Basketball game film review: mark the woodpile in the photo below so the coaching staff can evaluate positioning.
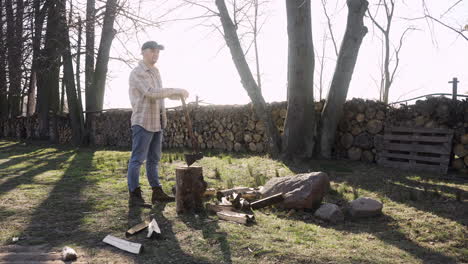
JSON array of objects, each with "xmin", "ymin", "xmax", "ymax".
[
  {"xmin": 0, "ymin": 96, "xmax": 466, "ymax": 174},
  {"xmin": 335, "ymin": 98, "xmax": 388, "ymax": 163},
  {"xmin": 206, "ymin": 186, "xmax": 284, "ymax": 225}
]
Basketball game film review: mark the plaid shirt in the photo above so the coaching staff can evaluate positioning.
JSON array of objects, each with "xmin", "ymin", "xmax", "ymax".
[{"xmin": 128, "ymin": 60, "xmax": 168, "ymax": 132}]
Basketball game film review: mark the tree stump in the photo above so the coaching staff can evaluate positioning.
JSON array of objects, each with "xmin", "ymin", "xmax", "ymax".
[{"xmin": 175, "ymin": 166, "xmax": 207, "ymax": 214}]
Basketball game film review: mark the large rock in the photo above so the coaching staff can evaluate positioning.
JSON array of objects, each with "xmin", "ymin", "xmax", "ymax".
[
  {"xmin": 349, "ymin": 197, "xmax": 383, "ymax": 218},
  {"xmin": 314, "ymin": 203, "xmax": 344, "ymax": 224},
  {"xmin": 260, "ymin": 172, "xmax": 330, "ymax": 209}
]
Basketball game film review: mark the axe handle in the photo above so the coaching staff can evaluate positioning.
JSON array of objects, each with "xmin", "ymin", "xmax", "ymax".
[{"xmin": 180, "ymin": 97, "xmax": 199, "ymax": 152}]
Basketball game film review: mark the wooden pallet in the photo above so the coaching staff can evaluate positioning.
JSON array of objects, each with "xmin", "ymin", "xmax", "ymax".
[{"xmin": 376, "ymin": 126, "xmax": 454, "ymax": 174}]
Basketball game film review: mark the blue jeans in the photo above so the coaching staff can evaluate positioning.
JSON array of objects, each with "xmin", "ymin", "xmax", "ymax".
[{"xmin": 127, "ymin": 125, "xmax": 163, "ymax": 192}]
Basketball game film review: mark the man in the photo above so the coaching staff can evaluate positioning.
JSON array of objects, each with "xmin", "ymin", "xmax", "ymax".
[{"xmin": 127, "ymin": 40, "xmax": 188, "ymax": 207}]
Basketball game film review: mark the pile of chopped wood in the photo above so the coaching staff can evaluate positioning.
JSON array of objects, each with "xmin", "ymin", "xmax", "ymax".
[{"xmin": 204, "ymin": 187, "xmax": 284, "ymax": 225}]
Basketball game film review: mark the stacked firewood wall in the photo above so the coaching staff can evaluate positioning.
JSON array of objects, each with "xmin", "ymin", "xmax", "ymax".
[{"xmin": 0, "ymin": 97, "xmax": 466, "ymax": 173}]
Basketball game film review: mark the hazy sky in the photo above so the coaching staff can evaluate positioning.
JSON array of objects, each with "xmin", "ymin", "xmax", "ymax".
[{"xmin": 101, "ymin": 0, "xmax": 468, "ymax": 109}]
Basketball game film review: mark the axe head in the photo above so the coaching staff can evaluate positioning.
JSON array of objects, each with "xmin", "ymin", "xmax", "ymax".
[{"xmin": 184, "ymin": 152, "xmax": 204, "ymax": 166}]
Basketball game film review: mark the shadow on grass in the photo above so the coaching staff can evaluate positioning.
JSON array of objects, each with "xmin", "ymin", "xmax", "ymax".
[
  {"xmin": 124, "ymin": 202, "xmax": 219, "ymax": 264},
  {"xmin": 275, "ymin": 160, "xmax": 463, "ymax": 263},
  {"xmin": 14, "ymin": 149, "xmax": 105, "ymax": 245},
  {"xmin": 0, "ymin": 150, "xmax": 75, "ymax": 196},
  {"xmin": 179, "ymin": 211, "xmax": 232, "ymax": 264}
]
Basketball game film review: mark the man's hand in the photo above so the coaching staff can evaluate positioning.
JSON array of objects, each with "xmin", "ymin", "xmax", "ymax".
[{"xmin": 167, "ymin": 88, "xmax": 189, "ymax": 100}]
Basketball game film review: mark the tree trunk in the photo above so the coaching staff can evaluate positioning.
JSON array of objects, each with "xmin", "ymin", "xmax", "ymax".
[
  {"xmin": 0, "ymin": 0, "xmax": 8, "ymax": 121},
  {"xmin": 85, "ymin": 0, "xmax": 95, "ymax": 113},
  {"xmin": 76, "ymin": 17, "xmax": 83, "ymax": 112},
  {"xmin": 215, "ymin": 0, "xmax": 281, "ymax": 156},
  {"xmin": 6, "ymin": 0, "xmax": 24, "ymax": 118},
  {"xmin": 27, "ymin": 0, "xmax": 48, "ymax": 117},
  {"xmin": 319, "ymin": 0, "xmax": 368, "ymax": 159},
  {"xmin": 87, "ymin": 0, "xmax": 118, "ymax": 112},
  {"xmin": 283, "ymin": 0, "xmax": 316, "ymax": 159},
  {"xmin": 58, "ymin": 0, "xmax": 85, "ymax": 145},
  {"xmin": 36, "ymin": 0, "xmax": 61, "ymax": 140}
]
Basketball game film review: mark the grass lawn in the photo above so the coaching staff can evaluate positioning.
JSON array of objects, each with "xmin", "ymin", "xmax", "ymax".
[{"xmin": 0, "ymin": 139, "xmax": 467, "ymax": 264}]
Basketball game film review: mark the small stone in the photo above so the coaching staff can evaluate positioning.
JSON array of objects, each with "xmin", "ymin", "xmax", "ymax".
[
  {"xmin": 314, "ymin": 203, "xmax": 344, "ymax": 224},
  {"xmin": 62, "ymin": 246, "xmax": 78, "ymax": 261},
  {"xmin": 349, "ymin": 197, "xmax": 383, "ymax": 218}
]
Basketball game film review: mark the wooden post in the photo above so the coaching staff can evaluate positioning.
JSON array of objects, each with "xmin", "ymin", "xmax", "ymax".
[
  {"xmin": 449, "ymin": 77, "xmax": 459, "ymax": 102},
  {"xmin": 175, "ymin": 166, "xmax": 207, "ymax": 214}
]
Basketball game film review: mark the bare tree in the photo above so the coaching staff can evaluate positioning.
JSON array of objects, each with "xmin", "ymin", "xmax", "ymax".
[
  {"xmin": 410, "ymin": 0, "xmax": 468, "ymax": 43},
  {"xmin": 367, "ymin": 0, "xmax": 416, "ymax": 104},
  {"xmin": 319, "ymin": 0, "xmax": 368, "ymax": 159},
  {"xmin": 215, "ymin": 0, "xmax": 282, "ymax": 156}
]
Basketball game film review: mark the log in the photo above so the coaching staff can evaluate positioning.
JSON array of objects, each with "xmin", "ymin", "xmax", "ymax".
[
  {"xmin": 351, "ymin": 125, "xmax": 362, "ymax": 136},
  {"xmin": 216, "ymin": 187, "xmax": 255, "ymax": 200},
  {"xmin": 356, "ymin": 113, "xmax": 365, "ymax": 122},
  {"xmin": 203, "ymin": 188, "xmax": 216, "ymax": 197},
  {"xmin": 361, "ymin": 150, "xmax": 374, "ymax": 163},
  {"xmin": 354, "ymin": 133, "xmax": 373, "ymax": 149},
  {"xmin": 461, "ymin": 134, "xmax": 468, "ymax": 145},
  {"xmin": 375, "ymin": 110, "xmax": 385, "ymax": 120},
  {"xmin": 454, "ymin": 144, "xmax": 467, "ymax": 158},
  {"xmin": 340, "ymin": 133, "xmax": 354, "ymax": 149},
  {"xmin": 206, "ymin": 203, "xmax": 235, "ymax": 213},
  {"xmin": 366, "ymin": 119, "xmax": 383, "ymax": 134},
  {"xmin": 216, "ymin": 211, "xmax": 255, "ymax": 225},
  {"xmin": 348, "ymin": 147, "xmax": 362, "ymax": 161},
  {"xmin": 175, "ymin": 166, "xmax": 207, "ymax": 214},
  {"xmin": 102, "ymin": 235, "xmax": 142, "ymax": 254},
  {"xmin": 251, "ymin": 193, "xmax": 284, "ymax": 210},
  {"xmin": 452, "ymin": 158, "xmax": 465, "ymax": 170},
  {"xmin": 240, "ymin": 191, "xmax": 260, "ymax": 201}
]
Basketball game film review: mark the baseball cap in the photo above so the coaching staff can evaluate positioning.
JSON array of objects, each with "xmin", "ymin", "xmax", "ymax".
[{"xmin": 141, "ymin": 41, "xmax": 165, "ymax": 51}]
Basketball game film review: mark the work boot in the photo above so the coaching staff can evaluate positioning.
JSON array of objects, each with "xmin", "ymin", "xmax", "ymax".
[
  {"xmin": 152, "ymin": 186, "xmax": 175, "ymax": 204},
  {"xmin": 129, "ymin": 187, "xmax": 151, "ymax": 207}
]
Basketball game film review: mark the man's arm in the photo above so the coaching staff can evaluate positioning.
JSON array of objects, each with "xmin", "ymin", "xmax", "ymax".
[{"xmin": 129, "ymin": 71, "xmax": 175, "ymax": 99}]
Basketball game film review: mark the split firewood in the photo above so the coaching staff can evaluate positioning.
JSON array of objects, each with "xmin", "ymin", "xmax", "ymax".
[
  {"xmin": 216, "ymin": 211, "xmax": 255, "ymax": 225},
  {"xmin": 216, "ymin": 187, "xmax": 254, "ymax": 200},
  {"xmin": 125, "ymin": 217, "xmax": 151, "ymax": 237},
  {"xmin": 219, "ymin": 196, "xmax": 232, "ymax": 206},
  {"xmin": 229, "ymin": 192, "xmax": 242, "ymax": 208},
  {"xmin": 206, "ymin": 203, "xmax": 235, "ymax": 213},
  {"xmin": 250, "ymin": 193, "xmax": 284, "ymax": 210},
  {"xmin": 239, "ymin": 198, "xmax": 251, "ymax": 211},
  {"xmin": 147, "ymin": 219, "xmax": 161, "ymax": 239},
  {"xmin": 203, "ymin": 188, "xmax": 217, "ymax": 197},
  {"xmin": 103, "ymin": 235, "xmax": 142, "ymax": 254}
]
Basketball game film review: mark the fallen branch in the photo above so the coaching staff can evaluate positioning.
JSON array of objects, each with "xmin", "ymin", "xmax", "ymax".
[{"xmin": 251, "ymin": 193, "xmax": 284, "ymax": 210}]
